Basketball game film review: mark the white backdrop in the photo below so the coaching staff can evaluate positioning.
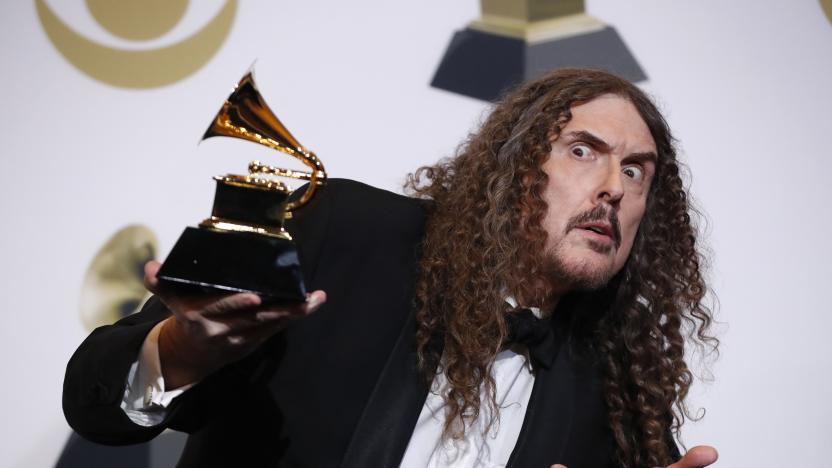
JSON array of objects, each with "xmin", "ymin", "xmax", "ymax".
[{"xmin": 0, "ymin": 1, "xmax": 830, "ymax": 466}]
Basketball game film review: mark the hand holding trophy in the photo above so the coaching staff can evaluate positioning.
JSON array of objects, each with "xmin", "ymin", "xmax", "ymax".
[{"xmin": 156, "ymin": 70, "xmax": 326, "ymax": 303}]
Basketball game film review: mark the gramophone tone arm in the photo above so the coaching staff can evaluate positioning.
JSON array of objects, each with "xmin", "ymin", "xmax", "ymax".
[{"xmin": 248, "ymin": 160, "xmax": 326, "ymax": 185}]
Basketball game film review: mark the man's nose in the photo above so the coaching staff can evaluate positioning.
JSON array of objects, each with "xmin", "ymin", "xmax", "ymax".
[{"xmin": 596, "ymin": 162, "xmax": 624, "ymax": 205}]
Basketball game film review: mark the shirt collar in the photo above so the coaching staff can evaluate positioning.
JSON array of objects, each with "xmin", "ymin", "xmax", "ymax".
[{"xmin": 504, "ymin": 296, "xmax": 544, "ymax": 319}]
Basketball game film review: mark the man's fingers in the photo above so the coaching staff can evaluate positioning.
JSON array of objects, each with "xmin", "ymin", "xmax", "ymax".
[
  {"xmin": 144, "ymin": 259, "xmax": 326, "ymax": 322},
  {"xmin": 209, "ymin": 290, "xmax": 328, "ymax": 347},
  {"xmin": 202, "ymin": 293, "xmax": 262, "ymax": 316},
  {"xmin": 239, "ymin": 290, "xmax": 328, "ymax": 324},
  {"xmin": 145, "ymin": 264, "xmax": 325, "ymax": 351},
  {"xmin": 254, "ymin": 290, "xmax": 327, "ymax": 319},
  {"xmin": 683, "ymin": 446, "xmax": 718, "ymax": 467},
  {"xmin": 143, "ymin": 260, "xmax": 162, "ymax": 293},
  {"xmin": 202, "ymin": 290, "xmax": 327, "ymax": 328},
  {"xmin": 550, "ymin": 465, "xmax": 568, "ymax": 468},
  {"xmin": 201, "ymin": 289, "xmax": 326, "ymax": 318},
  {"xmin": 664, "ymin": 445, "xmax": 719, "ymax": 468},
  {"xmin": 305, "ymin": 290, "xmax": 327, "ymax": 312}
]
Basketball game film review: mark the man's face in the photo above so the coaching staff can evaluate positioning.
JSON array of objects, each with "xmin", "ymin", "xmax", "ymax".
[{"xmin": 541, "ymin": 94, "xmax": 657, "ymax": 292}]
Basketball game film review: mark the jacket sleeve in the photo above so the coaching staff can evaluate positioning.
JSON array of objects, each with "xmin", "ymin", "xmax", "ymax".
[
  {"xmin": 62, "ymin": 180, "xmax": 336, "ymax": 445},
  {"xmin": 62, "ymin": 295, "xmax": 173, "ymax": 444}
]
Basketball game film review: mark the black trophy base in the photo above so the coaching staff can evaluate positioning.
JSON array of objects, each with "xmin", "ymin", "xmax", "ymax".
[
  {"xmin": 431, "ymin": 26, "xmax": 647, "ymax": 102},
  {"xmin": 157, "ymin": 227, "xmax": 306, "ymax": 303}
]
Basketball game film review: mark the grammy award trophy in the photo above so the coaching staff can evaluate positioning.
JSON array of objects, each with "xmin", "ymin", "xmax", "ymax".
[{"xmin": 156, "ymin": 71, "xmax": 326, "ymax": 302}]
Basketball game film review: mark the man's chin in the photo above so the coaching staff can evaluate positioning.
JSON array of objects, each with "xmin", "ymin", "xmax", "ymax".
[
  {"xmin": 567, "ymin": 273, "xmax": 613, "ymax": 292},
  {"xmin": 546, "ymin": 256, "xmax": 616, "ymax": 292}
]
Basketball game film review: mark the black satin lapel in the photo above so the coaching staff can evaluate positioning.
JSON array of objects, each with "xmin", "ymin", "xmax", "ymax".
[
  {"xmin": 339, "ymin": 310, "xmax": 430, "ymax": 468},
  {"xmin": 506, "ymin": 334, "xmax": 575, "ymax": 468},
  {"xmin": 285, "ymin": 182, "xmax": 332, "ymax": 284}
]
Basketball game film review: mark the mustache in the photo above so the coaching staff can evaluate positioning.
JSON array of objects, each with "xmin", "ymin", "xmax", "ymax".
[{"xmin": 565, "ymin": 204, "xmax": 622, "ymax": 247}]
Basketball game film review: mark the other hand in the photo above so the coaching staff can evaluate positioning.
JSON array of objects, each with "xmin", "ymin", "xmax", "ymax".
[
  {"xmin": 550, "ymin": 445, "xmax": 718, "ymax": 468},
  {"xmin": 661, "ymin": 445, "xmax": 718, "ymax": 468},
  {"xmin": 144, "ymin": 260, "xmax": 326, "ymax": 388}
]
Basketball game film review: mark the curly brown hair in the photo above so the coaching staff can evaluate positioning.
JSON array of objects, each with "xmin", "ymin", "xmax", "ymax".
[{"xmin": 405, "ymin": 68, "xmax": 716, "ymax": 467}]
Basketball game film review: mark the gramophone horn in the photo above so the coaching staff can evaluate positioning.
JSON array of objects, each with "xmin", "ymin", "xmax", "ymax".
[
  {"xmin": 79, "ymin": 225, "xmax": 157, "ymax": 331},
  {"xmin": 203, "ymin": 70, "xmax": 327, "ymax": 213}
]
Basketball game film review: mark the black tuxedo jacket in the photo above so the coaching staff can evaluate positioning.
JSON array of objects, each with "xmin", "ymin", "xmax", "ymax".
[{"xmin": 63, "ymin": 179, "xmax": 618, "ymax": 467}]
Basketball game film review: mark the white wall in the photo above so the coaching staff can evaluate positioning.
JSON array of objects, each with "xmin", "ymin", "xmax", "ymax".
[{"xmin": 0, "ymin": 0, "xmax": 829, "ymax": 466}]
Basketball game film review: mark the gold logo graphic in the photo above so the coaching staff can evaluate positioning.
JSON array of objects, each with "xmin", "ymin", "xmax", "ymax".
[
  {"xmin": 36, "ymin": 0, "xmax": 237, "ymax": 88},
  {"xmin": 822, "ymin": 0, "xmax": 832, "ymax": 24},
  {"xmin": 80, "ymin": 224, "xmax": 157, "ymax": 331}
]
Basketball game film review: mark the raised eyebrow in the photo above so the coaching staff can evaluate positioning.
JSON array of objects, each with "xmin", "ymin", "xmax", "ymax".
[
  {"xmin": 623, "ymin": 151, "xmax": 658, "ymax": 165},
  {"xmin": 562, "ymin": 130, "xmax": 612, "ymax": 152}
]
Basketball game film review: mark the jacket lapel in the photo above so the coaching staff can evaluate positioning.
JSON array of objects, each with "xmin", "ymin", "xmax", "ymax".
[
  {"xmin": 505, "ymin": 326, "xmax": 576, "ymax": 467},
  {"xmin": 339, "ymin": 309, "xmax": 430, "ymax": 468}
]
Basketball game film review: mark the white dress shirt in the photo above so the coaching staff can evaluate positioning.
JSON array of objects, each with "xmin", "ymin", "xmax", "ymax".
[
  {"xmin": 398, "ymin": 348, "xmax": 535, "ymax": 467},
  {"xmin": 120, "ymin": 318, "xmax": 192, "ymax": 427}
]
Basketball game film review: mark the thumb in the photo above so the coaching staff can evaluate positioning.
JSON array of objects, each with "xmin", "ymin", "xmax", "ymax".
[
  {"xmin": 550, "ymin": 465, "xmax": 568, "ymax": 468},
  {"xmin": 143, "ymin": 260, "xmax": 162, "ymax": 293},
  {"xmin": 665, "ymin": 445, "xmax": 719, "ymax": 468}
]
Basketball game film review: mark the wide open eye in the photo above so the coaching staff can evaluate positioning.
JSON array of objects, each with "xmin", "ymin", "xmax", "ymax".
[
  {"xmin": 622, "ymin": 165, "xmax": 644, "ymax": 181},
  {"xmin": 571, "ymin": 145, "xmax": 591, "ymax": 159}
]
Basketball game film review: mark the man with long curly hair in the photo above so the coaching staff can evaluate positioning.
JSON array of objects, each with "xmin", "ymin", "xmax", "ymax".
[
  {"xmin": 64, "ymin": 69, "xmax": 718, "ymax": 467},
  {"xmin": 403, "ymin": 69, "xmax": 719, "ymax": 467}
]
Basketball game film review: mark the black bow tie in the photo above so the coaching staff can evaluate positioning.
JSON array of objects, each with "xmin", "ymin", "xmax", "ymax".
[{"xmin": 504, "ymin": 308, "xmax": 558, "ymax": 370}]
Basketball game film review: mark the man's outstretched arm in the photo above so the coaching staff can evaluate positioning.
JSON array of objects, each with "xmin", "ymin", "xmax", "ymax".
[{"xmin": 62, "ymin": 261, "xmax": 325, "ymax": 445}]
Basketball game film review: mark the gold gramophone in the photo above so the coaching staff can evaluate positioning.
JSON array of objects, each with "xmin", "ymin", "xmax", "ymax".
[{"xmin": 156, "ymin": 70, "xmax": 326, "ymax": 302}]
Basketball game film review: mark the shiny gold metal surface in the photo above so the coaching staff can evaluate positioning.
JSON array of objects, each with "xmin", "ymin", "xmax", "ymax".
[
  {"xmin": 472, "ymin": 0, "xmax": 602, "ymax": 43},
  {"xmin": 36, "ymin": 0, "xmax": 237, "ymax": 89},
  {"xmin": 79, "ymin": 225, "xmax": 157, "ymax": 331},
  {"xmin": 203, "ymin": 70, "xmax": 327, "ymax": 216},
  {"xmin": 213, "ymin": 174, "xmax": 290, "ymax": 192},
  {"xmin": 481, "ymin": 0, "xmax": 585, "ymax": 21},
  {"xmin": 200, "ymin": 216, "xmax": 293, "ymax": 240}
]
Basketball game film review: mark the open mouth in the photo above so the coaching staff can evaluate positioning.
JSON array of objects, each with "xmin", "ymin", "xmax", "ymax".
[
  {"xmin": 578, "ymin": 224, "xmax": 612, "ymax": 238},
  {"xmin": 566, "ymin": 205, "xmax": 621, "ymax": 247},
  {"xmin": 575, "ymin": 223, "xmax": 618, "ymax": 247},
  {"xmin": 584, "ymin": 226, "xmax": 607, "ymax": 235}
]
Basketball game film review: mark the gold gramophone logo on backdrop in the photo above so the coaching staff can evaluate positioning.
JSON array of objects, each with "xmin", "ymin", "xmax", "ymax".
[
  {"xmin": 36, "ymin": 0, "xmax": 237, "ymax": 88},
  {"xmin": 80, "ymin": 225, "xmax": 158, "ymax": 331},
  {"xmin": 821, "ymin": 0, "xmax": 832, "ymax": 24}
]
